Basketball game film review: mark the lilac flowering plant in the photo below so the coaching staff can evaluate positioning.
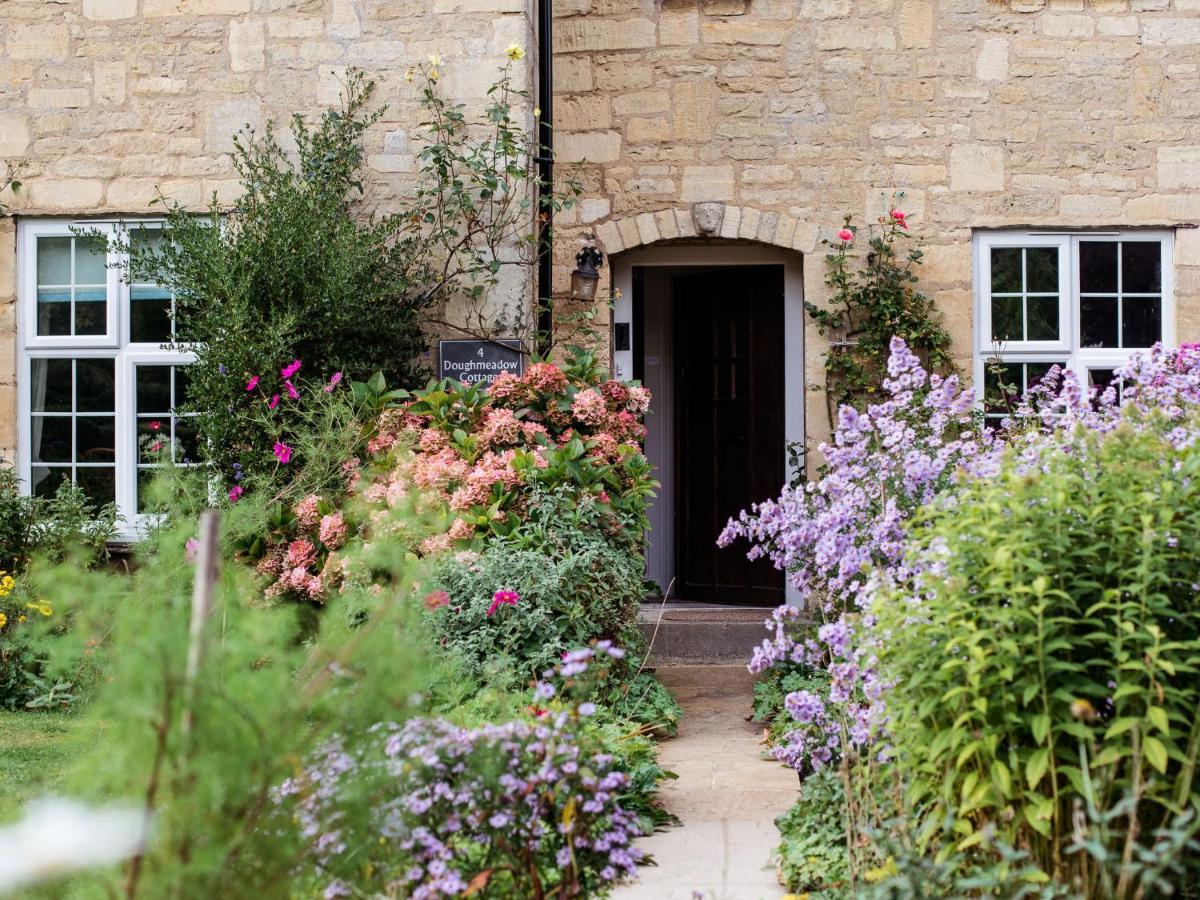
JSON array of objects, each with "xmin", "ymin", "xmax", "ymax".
[
  {"xmin": 720, "ymin": 337, "xmax": 993, "ymax": 772},
  {"xmin": 276, "ymin": 641, "xmax": 647, "ymax": 899},
  {"xmin": 726, "ymin": 337, "xmax": 1200, "ymax": 891}
]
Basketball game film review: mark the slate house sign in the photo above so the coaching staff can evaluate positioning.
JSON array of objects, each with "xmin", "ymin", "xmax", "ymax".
[{"xmin": 438, "ymin": 339, "xmax": 525, "ymax": 386}]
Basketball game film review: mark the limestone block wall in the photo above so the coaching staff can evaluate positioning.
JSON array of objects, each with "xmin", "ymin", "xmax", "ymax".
[
  {"xmin": 549, "ymin": 0, "xmax": 1200, "ymax": 445},
  {"xmin": 0, "ymin": 0, "xmax": 536, "ymax": 461}
]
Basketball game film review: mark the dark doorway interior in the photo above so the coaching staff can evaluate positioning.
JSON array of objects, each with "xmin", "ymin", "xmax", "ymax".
[{"xmin": 672, "ymin": 266, "xmax": 786, "ymax": 605}]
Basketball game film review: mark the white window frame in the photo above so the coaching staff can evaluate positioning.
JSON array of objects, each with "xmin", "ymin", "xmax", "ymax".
[
  {"xmin": 17, "ymin": 218, "xmax": 194, "ymax": 539},
  {"xmin": 973, "ymin": 229, "xmax": 1175, "ymax": 401}
]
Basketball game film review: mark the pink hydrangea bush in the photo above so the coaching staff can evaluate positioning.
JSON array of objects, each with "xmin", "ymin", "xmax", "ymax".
[{"xmin": 241, "ymin": 352, "xmax": 656, "ymax": 604}]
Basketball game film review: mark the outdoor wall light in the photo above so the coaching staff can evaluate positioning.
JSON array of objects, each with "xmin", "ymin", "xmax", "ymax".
[{"xmin": 570, "ymin": 246, "xmax": 604, "ymax": 301}]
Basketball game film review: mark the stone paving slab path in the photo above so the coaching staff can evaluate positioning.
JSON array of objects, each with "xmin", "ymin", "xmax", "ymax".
[{"xmin": 614, "ymin": 665, "xmax": 798, "ymax": 900}]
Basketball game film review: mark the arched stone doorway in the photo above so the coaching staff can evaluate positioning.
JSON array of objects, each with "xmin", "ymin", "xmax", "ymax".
[{"xmin": 606, "ymin": 228, "xmax": 806, "ymax": 608}]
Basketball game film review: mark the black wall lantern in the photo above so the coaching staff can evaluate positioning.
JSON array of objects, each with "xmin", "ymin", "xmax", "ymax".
[{"xmin": 570, "ymin": 246, "xmax": 604, "ymax": 302}]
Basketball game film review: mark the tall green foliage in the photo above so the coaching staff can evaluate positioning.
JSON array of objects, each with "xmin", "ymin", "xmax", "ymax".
[
  {"xmin": 118, "ymin": 61, "xmax": 562, "ymax": 483},
  {"xmin": 876, "ymin": 424, "xmax": 1200, "ymax": 895}
]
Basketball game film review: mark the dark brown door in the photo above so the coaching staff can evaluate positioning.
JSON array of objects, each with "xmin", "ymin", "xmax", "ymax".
[{"xmin": 674, "ymin": 266, "xmax": 786, "ymax": 605}]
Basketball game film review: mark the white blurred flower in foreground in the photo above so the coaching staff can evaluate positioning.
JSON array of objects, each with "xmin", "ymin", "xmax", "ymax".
[{"xmin": 0, "ymin": 799, "xmax": 149, "ymax": 892}]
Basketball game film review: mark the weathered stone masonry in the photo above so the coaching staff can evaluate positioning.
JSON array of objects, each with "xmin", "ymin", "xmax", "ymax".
[
  {"xmin": 548, "ymin": 0, "xmax": 1200, "ymax": 444},
  {"xmin": 0, "ymin": 0, "xmax": 535, "ymax": 460}
]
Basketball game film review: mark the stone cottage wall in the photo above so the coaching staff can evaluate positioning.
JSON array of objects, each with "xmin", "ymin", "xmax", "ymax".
[
  {"xmin": 549, "ymin": 0, "xmax": 1200, "ymax": 444},
  {"xmin": 0, "ymin": 0, "xmax": 536, "ymax": 460}
]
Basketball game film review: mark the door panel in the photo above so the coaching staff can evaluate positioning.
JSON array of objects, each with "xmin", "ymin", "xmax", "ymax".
[{"xmin": 674, "ymin": 266, "xmax": 786, "ymax": 605}]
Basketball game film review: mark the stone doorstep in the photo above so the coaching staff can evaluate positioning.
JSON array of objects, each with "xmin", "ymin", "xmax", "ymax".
[{"xmin": 638, "ymin": 602, "xmax": 776, "ymax": 665}]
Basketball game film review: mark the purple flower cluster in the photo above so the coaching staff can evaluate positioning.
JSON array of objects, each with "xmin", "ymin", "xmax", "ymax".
[
  {"xmin": 724, "ymin": 338, "xmax": 1200, "ymax": 773},
  {"xmin": 275, "ymin": 641, "xmax": 644, "ymax": 897}
]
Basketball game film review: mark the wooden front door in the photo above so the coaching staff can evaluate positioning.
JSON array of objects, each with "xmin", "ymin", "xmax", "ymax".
[{"xmin": 673, "ymin": 266, "xmax": 786, "ymax": 605}]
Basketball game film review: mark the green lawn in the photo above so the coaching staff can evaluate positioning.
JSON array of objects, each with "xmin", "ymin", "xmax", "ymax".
[{"xmin": 0, "ymin": 710, "xmax": 92, "ymax": 821}]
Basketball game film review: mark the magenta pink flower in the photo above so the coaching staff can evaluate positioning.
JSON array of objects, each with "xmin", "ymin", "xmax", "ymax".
[
  {"xmin": 185, "ymin": 537, "xmax": 200, "ymax": 563},
  {"xmin": 273, "ymin": 442, "xmax": 293, "ymax": 464},
  {"xmin": 246, "ymin": 376, "xmax": 260, "ymax": 392},
  {"xmin": 281, "ymin": 359, "xmax": 302, "ymax": 379},
  {"xmin": 285, "ymin": 380, "xmax": 299, "ymax": 401},
  {"xmin": 268, "ymin": 394, "xmax": 280, "ymax": 410},
  {"xmin": 228, "ymin": 484, "xmax": 244, "ymax": 502},
  {"xmin": 148, "ymin": 420, "xmax": 162, "ymax": 432},
  {"xmin": 486, "ymin": 589, "xmax": 520, "ymax": 618},
  {"xmin": 890, "ymin": 209, "xmax": 908, "ymax": 230},
  {"xmin": 323, "ymin": 371, "xmax": 343, "ymax": 394},
  {"xmin": 837, "ymin": 228, "xmax": 854, "ymax": 243}
]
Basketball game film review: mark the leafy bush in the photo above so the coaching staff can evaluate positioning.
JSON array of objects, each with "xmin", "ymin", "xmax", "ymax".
[
  {"xmin": 117, "ymin": 58, "xmax": 564, "ymax": 489},
  {"xmin": 427, "ymin": 527, "xmax": 645, "ymax": 686},
  {"xmin": 775, "ymin": 769, "xmax": 851, "ymax": 898},
  {"xmin": 876, "ymin": 421, "xmax": 1200, "ymax": 892},
  {"xmin": 0, "ymin": 463, "xmax": 33, "ymax": 574}
]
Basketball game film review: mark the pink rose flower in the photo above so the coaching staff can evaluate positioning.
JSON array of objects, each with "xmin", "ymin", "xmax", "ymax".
[{"xmin": 837, "ymin": 228, "xmax": 854, "ymax": 243}]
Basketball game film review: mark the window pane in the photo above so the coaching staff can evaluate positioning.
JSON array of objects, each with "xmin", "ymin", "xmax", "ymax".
[
  {"xmin": 176, "ymin": 419, "xmax": 200, "ymax": 463},
  {"xmin": 31, "ymin": 359, "xmax": 72, "ymax": 413},
  {"xmin": 75, "ymin": 299, "xmax": 107, "ymax": 336},
  {"xmin": 1122, "ymin": 242, "xmax": 1161, "ymax": 293},
  {"xmin": 76, "ymin": 416, "xmax": 116, "ymax": 463},
  {"xmin": 1026, "ymin": 296, "xmax": 1059, "ymax": 341},
  {"xmin": 1027, "ymin": 362, "xmax": 1060, "ymax": 390},
  {"xmin": 1079, "ymin": 241, "xmax": 1117, "ymax": 293},
  {"xmin": 1123, "ymin": 298, "xmax": 1161, "ymax": 348},
  {"xmin": 991, "ymin": 248, "xmax": 1021, "ymax": 293},
  {"xmin": 74, "ymin": 236, "xmax": 107, "ymax": 284},
  {"xmin": 129, "ymin": 292, "xmax": 172, "ymax": 344},
  {"xmin": 31, "ymin": 416, "xmax": 71, "ymax": 463},
  {"xmin": 75, "ymin": 467, "xmax": 116, "ymax": 507},
  {"xmin": 1026, "ymin": 247, "xmax": 1059, "ymax": 293},
  {"xmin": 174, "ymin": 367, "xmax": 192, "ymax": 409},
  {"xmin": 76, "ymin": 359, "xmax": 115, "ymax": 412},
  {"xmin": 37, "ymin": 295, "xmax": 71, "ymax": 336},
  {"xmin": 36, "ymin": 237, "xmax": 72, "ymax": 285},
  {"xmin": 1080, "ymin": 297, "xmax": 1118, "ymax": 348},
  {"xmin": 30, "ymin": 466, "xmax": 69, "ymax": 500},
  {"xmin": 991, "ymin": 296, "xmax": 1022, "ymax": 342},
  {"xmin": 136, "ymin": 365, "xmax": 172, "ymax": 413}
]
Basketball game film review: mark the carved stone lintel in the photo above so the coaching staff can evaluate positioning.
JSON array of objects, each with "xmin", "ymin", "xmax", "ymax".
[{"xmin": 692, "ymin": 201, "xmax": 725, "ymax": 236}]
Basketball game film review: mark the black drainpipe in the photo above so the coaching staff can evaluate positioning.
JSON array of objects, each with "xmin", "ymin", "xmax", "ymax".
[{"xmin": 535, "ymin": 0, "xmax": 554, "ymax": 358}]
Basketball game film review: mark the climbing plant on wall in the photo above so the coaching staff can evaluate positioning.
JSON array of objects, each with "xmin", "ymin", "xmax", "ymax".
[{"xmin": 805, "ymin": 203, "xmax": 954, "ymax": 421}]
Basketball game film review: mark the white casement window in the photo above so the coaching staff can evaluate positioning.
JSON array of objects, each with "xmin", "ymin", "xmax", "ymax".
[
  {"xmin": 17, "ymin": 219, "xmax": 196, "ymax": 536},
  {"xmin": 973, "ymin": 230, "xmax": 1175, "ymax": 423}
]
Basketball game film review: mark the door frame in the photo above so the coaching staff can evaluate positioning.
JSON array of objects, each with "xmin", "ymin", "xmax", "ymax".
[{"xmin": 611, "ymin": 244, "xmax": 805, "ymax": 607}]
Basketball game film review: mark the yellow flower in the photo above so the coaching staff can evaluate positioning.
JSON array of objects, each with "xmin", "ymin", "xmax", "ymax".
[
  {"xmin": 404, "ymin": 68, "xmax": 415, "ymax": 82},
  {"xmin": 505, "ymin": 43, "xmax": 525, "ymax": 62},
  {"xmin": 428, "ymin": 67, "xmax": 440, "ymax": 82},
  {"xmin": 427, "ymin": 53, "xmax": 443, "ymax": 67},
  {"xmin": 25, "ymin": 601, "xmax": 52, "ymax": 618},
  {"xmin": 18, "ymin": 615, "xmax": 26, "ymax": 623},
  {"xmin": 0, "ymin": 612, "xmax": 7, "ymax": 629}
]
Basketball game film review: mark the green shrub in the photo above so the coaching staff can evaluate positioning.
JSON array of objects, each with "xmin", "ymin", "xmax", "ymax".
[
  {"xmin": 115, "ymin": 60, "xmax": 564, "ymax": 490},
  {"xmin": 0, "ymin": 463, "xmax": 33, "ymax": 574},
  {"xmin": 427, "ymin": 527, "xmax": 646, "ymax": 689},
  {"xmin": 876, "ymin": 422, "xmax": 1200, "ymax": 893},
  {"xmin": 775, "ymin": 769, "xmax": 851, "ymax": 898}
]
